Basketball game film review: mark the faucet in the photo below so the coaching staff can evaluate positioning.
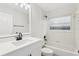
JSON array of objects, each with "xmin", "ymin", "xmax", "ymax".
[{"xmin": 16, "ymin": 32, "xmax": 23, "ymax": 41}]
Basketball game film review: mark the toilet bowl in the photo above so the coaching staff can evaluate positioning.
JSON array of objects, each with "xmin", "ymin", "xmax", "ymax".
[
  {"xmin": 41, "ymin": 47, "xmax": 54, "ymax": 56},
  {"xmin": 41, "ymin": 36, "xmax": 54, "ymax": 56}
]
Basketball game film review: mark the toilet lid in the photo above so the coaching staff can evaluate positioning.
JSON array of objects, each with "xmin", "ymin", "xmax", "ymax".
[{"xmin": 41, "ymin": 48, "xmax": 53, "ymax": 53}]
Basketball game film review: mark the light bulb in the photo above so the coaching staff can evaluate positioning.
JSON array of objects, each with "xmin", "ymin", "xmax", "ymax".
[
  {"xmin": 20, "ymin": 3, "xmax": 24, "ymax": 8},
  {"xmin": 27, "ymin": 4, "xmax": 30, "ymax": 8},
  {"xmin": 25, "ymin": 6, "xmax": 28, "ymax": 10}
]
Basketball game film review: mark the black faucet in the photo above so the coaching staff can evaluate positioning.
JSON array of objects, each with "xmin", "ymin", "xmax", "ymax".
[{"xmin": 16, "ymin": 32, "xmax": 23, "ymax": 41}]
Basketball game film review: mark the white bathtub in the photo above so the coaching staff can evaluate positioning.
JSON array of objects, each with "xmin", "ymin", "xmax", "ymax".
[{"xmin": 45, "ymin": 45, "xmax": 79, "ymax": 56}]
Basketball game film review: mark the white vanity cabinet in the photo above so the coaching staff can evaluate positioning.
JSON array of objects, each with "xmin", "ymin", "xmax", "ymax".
[{"xmin": 4, "ymin": 41, "xmax": 41, "ymax": 56}]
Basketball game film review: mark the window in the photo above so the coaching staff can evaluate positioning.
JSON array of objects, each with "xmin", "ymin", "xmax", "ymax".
[{"xmin": 48, "ymin": 16, "xmax": 71, "ymax": 30}]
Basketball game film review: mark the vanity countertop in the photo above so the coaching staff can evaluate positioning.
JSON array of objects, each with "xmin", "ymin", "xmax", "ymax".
[{"xmin": 0, "ymin": 37, "xmax": 41, "ymax": 56}]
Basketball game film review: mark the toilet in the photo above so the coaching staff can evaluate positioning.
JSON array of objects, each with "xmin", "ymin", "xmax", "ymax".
[
  {"xmin": 41, "ymin": 35, "xmax": 54, "ymax": 56},
  {"xmin": 41, "ymin": 47, "xmax": 54, "ymax": 56}
]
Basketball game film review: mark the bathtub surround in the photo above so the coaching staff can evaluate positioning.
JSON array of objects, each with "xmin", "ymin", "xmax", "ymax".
[
  {"xmin": 46, "ymin": 45, "xmax": 79, "ymax": 56},
  {"xmin": 45, "ymin": 4, "xmax": 76, "ymax": 52}
]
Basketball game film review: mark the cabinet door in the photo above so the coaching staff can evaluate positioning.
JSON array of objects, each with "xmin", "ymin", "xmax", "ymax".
[
  {"xmin": 30, "ymin": 42, "xmax": 41, "ymax": 56},
  {"xmin": 4, "ymin": 46, "xmax": 30, "ymax": 56}
]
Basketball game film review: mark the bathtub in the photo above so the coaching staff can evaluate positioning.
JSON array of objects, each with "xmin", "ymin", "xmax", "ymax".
[{"xmin": 45, "ymin": 45, "xmax": 79, "ymax": 56}]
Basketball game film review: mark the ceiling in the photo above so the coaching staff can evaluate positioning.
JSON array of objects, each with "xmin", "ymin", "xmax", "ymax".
[
  {"xmin": 0, "ymin": 3, "xmax": 76, "ymax": 14},
  {"xmin": 0, "ymin": 3, "xmax": 29, "ymax": 14},
  {"xmin": 36, "ymin": 3, "xmax": 77, "ymax": 12},
  {"xmin": 0, "ymin": 3, "xmax": 77, "ymax": 16}
]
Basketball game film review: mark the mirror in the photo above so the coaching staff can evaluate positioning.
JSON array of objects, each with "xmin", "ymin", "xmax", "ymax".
[{"xmin": 0, "ymin": 3, "xmax": 31, "ymax": 36}]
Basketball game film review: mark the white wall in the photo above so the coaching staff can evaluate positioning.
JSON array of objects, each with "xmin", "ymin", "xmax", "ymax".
[
  {"xmin": 31, "ymin": 4, "xmax": 46, "ymax": 39},
  {"xmin": 46, "ymin": 6, "xmax": 76, "ymax": 51},
  {"xmin": 74, "ymin": 4, "xmax": 79, "ymax": 52}
]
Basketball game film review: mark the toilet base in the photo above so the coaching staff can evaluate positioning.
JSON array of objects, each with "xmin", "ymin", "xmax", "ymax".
[{"xmin": 41, "ymin": 47, "xmax": 54, "ymax": 56}]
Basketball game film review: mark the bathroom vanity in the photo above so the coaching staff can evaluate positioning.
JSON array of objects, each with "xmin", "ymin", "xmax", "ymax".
[
  {"xmin": 0, "ymin": 37, "xmax": 41, "ymax": 56},
  {"xmin": 0, "ymin": 3, "xmax": 39, "ymax": 56}
]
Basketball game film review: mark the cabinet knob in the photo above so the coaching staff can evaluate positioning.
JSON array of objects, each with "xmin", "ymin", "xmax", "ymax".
[
  {"xmin": 30, "ymin": 54, "xmax": 32, "ymax": 56},
  {"xmin": 28, "ymin": 54, "xmax": 32, "ymax": 56}
]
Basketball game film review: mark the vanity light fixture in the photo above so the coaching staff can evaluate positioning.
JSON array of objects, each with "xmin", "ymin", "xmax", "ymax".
[{"xmin": 14, "ymin": 3, "xmax": 30, "ymax": 10}]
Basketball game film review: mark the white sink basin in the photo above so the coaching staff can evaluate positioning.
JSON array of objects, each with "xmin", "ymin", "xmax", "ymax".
[{"xmin": 12, "ymin": 39, "xmax": 33, "ymax": 46}]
